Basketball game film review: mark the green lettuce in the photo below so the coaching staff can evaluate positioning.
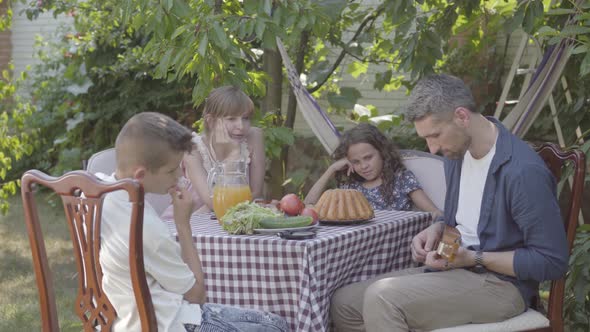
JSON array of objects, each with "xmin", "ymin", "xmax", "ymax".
[{"xmin": 221, "ymin": 201, "xmax": 281, "ymax": 235}]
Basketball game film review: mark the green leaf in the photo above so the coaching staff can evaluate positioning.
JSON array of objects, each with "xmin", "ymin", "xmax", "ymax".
[
  {"xmin": 422, "ymin": 30, "xmax": 441, "ymax": 49},
  {"xmin": 269, "ymin": 127, "xmax": 294, "ymax": 145},
  {"xmin": 155, "ymin": 48, "xmax": 173, "ymax": 78},
  {"xmin": 346, "ymin": 61, "xmax": 368, "ymax": 78},
  {"xmin": 255, "ymin": 19, "xmax": 265, "ymax": 38},
  {"xmin": 316, "ymin": 0, "xmax": 347, "ymax": 21},
  {"xmin": 243, "ymin": 0, "xmax": 257, "ymax": 14},
  {"xmin": 504, "ymin": 5, "xmax": 525, "ymax": 33},
  {"xmin": 327, "ymin": 87, "xmax": 362, "ymax": 110},
  {"xmin": 531, "ymin": 0, "xmax": 544, "ymax": 18},
  {"xmin": 571, "ymin": 44, "xmax": 589, "ymax": 55},
  {"xmin": 171, "ymin": 0, "xmax": 192, "ymax": 19},
  {"xmin": 211, "ymin": 21, "xmax": 229, "ymax": 49},
  {"xmin": 522, "ymin": 3, "xmax": 537, "ymax": 34},
  {"xmin": 192, "ymin": 82, "xmax": 209, "ymax": 104},
  {"xmin": 560, "ymin": 25, "xmax": 590, "ymax": 37},
  {"xmin": 261, "ymin": 0, "xmax": 271, "ymax": 16},
  {"xmin": 374, "ymin": 70, "xmax": 392, "ymax": 91},
  {"xmin": 580, "ymin": 52, "xmax": 590, "ymax": 77},
  {"xmin": 546, "ymin": 8, "xmax": 576, "ymax": 16},
  {"xmin": 171, "ymin": 25, "xmax": 187, "ymax": 40},
  {"xmin": 164, "ymin": 0, "xmax": 173, "ymax": 12},
  {"xmin": 197, "ymin": 33, "xmax": 209, "ymax": 56},
  {"xmin": 537, "ymin": 26, "xmax": 557, "ymax": 37},
  {"xmin": 308, "ymin": 60, "xmax": 332, "ymax": 84}
]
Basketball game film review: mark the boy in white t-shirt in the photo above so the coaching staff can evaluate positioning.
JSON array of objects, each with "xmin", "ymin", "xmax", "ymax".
[{"xmin": 100, "ymin": 112, "xmax": 287, "ymax": 332}]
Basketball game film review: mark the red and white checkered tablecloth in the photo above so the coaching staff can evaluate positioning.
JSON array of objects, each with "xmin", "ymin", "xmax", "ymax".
[{"xmin": 164, "ymin": 210, "xmax": 432, "ymax": 332}]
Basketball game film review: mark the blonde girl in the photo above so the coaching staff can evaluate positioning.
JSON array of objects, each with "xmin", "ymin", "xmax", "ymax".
[{"xmin": 162, "ymin": 86, "xmax": 265, "ymax": 216}]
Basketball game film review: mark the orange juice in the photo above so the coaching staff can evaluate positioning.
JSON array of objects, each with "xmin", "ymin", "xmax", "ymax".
[{"xmin": 213, "ymin": 185, "xmax": 253, "ymax": 221}]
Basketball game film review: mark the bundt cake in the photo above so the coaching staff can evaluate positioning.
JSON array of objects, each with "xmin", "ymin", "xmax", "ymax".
[{"xmin": 314, "ymin": 189, "xmax": 374, "ymax": 221}]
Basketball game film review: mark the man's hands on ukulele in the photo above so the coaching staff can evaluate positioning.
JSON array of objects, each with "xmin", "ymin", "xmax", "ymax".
[
  {"xmin": 411, "ymin": 222, "xmax": 444, "ymax": 263},
  {"xmin": 412, "ymin": 222, "xmax": 475, "ymax": 270},
  {"xmin": 424, "ymin": 247, "xmax": 474, "ymax": 270}
]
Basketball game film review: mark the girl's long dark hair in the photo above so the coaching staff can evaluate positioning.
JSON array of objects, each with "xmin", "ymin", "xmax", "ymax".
[{"xmin": 333, "ymin": 123, "xmax": 405, "ymax": 206}]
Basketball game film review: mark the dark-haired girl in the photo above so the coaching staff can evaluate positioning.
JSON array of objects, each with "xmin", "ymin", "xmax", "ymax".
[{"xmin": 305, "ymin": 123, "xmax": 441, "ymax": 217}]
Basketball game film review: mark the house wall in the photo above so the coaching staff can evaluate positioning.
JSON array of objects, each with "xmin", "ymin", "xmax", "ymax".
[
  {"xmin": 10, "ymin": 1, "xmax": 71, "ymax": 77},
  {"xmin": 0, "ymin": 0, "xmax": 11, "ymax": 71}
]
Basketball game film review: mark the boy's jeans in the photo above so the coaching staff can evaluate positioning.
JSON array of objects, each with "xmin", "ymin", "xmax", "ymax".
[{"xmin": 184, "ymin": 303, "xmax": 289, "ymax": 332}]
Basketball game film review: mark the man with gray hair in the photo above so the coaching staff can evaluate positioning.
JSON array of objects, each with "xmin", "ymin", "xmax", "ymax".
[{"xmin": 330, "ymin": 74, "xmax": 568, "ymax": 331}]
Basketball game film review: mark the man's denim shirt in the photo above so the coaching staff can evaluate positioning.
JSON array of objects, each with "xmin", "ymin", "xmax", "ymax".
[{"xmin": 442, "ymin": 117, "xmax": 569, "ymax": 307}]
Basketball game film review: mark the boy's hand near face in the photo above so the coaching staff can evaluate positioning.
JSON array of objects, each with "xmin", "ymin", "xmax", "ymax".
[
  {"xmin": 169, "ymin": 185, "xmax": 194, "ymax": 226},
  {"xmin": 168, "ymin": 184, "xmax": 207, "ymax": 304}
]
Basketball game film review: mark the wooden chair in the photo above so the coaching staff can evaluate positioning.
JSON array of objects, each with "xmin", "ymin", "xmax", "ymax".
[
  {"xmin": 86, "ymin": 147, "xmax": 171, "ymax": 216},
  {"xmin": 432, "ymin": 143, "xmax": 585, "ymax": 332},
  {"xmin": 21, "ymin": 170, "xmax": 158, "ymax": 331}
]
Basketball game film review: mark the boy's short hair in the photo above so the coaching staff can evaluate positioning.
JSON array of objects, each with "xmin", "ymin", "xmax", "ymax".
[{"xmin": 115, "ymin": 112, "xmax": 193, "ymax": 172}]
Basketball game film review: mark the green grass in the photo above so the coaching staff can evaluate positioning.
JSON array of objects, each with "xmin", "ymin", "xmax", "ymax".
[{"xmin": 0, "ymin": 194, "xmax": 81, "ymax": 331}]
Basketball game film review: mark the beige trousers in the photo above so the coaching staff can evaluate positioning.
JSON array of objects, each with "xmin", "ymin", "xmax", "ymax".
[{"xmin": 331, "ymin": 267, "xmax": 525, "ymax": 332}]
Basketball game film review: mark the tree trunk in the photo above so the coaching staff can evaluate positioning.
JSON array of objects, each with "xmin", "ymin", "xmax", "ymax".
[
  {"xmin": 214, "ymin": 0, "xmax": 222, "ymax": 14},
  {"xmin": 262, "ymin": 47, "xmax": 284, "ymax": 199},
  {"xmin": 281, "ymin": 31, "xmax": 310, "ymax": 191},
  {"xmin": 284, "ymin": 31, "xmax": 309, "ymax": 130}
]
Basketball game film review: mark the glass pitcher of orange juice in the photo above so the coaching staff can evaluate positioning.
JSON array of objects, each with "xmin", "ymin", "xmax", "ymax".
[{"xmin": 208, "ymin": 160, "xmax": 252, "ymax": 221}]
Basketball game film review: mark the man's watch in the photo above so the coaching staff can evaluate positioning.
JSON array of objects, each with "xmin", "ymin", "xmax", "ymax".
[
  {"xmin": 475, "ymin": 251, "xmax": 484, "ymax": 265},
  {"xmin": 473, "ymin": 250, "xmax": 486, "ymax": 273}
]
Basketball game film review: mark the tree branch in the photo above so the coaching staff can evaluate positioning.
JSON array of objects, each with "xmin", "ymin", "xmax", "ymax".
[
  {"xmin": 344, "ymin": 51, "xmax": 398, "ymax": 65},
  {"xmin": 308, "ymin": 8, "xmax": 384, "ymax": 94}
]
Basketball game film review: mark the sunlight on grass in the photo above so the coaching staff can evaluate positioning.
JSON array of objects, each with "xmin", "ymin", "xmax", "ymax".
[{"xmin": 0, "ymin": 194, "xmax": 81, "ymax": 331}]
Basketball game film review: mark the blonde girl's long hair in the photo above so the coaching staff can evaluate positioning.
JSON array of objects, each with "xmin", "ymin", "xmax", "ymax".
[{"xmin": 203, "ymin": 86, "xmax": 254, "ymax": 133}]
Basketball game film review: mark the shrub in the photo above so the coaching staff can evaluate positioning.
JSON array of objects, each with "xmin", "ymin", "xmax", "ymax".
[{"xmin": 565, "ymin": 224, "xmax": 590, "ymax": 331}]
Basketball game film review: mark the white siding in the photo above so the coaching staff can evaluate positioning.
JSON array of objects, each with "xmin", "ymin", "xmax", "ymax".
[{"xmin": 10, "ymin": 2, "xmax": 71, "ymax": 76}]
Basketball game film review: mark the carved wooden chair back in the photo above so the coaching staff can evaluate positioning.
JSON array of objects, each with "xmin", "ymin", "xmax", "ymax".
[
  {"xmin": 532, "ymin": 143, "xmax": 585, "ymax": 332},
  {"xmin": 20, "ymin": 170, "xmax": 157, "ymax": 331}
]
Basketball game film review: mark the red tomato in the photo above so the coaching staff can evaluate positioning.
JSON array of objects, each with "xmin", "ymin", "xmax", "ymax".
[
  {"xmin": 279, "ymin": 193, "xmax": 304, "ymax": 216},
  {"xmin": 300, "ymin": 207, "xmax": 319, "ymax": 223}
]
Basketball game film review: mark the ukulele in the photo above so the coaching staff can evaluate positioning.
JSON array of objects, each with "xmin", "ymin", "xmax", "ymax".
[{"xmin": 436, "ymin": 225, "xmax": 461, "ymax": 262}]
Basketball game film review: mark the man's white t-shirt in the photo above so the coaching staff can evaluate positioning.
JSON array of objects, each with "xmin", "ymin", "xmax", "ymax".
[
  {"xmin": 97, "ymin": 173, "xmax": 201, "ymax": 331},
  {"xmin": 455, "ymin": 140, "xmax": 497, "ymax": 248}
]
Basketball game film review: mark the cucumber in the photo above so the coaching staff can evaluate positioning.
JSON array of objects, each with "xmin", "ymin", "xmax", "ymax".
[{"xmin": 259, "ymin": 215, "xmax": 314, "ymax": 229}]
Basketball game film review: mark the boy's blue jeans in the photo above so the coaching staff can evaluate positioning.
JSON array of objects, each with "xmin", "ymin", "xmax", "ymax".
[{"xmin": 184, "ymin": 303, "xmax": 288, "ymax": 332}]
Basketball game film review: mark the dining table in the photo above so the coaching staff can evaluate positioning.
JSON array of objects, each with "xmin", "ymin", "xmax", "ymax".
[{"xmin": 163, "ymin": 210, "xmax": 433, "ymax": 332}]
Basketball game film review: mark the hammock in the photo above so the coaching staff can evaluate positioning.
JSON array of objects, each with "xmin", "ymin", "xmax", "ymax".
[
  {"xmin": 277, "ymin": 38, "xmax": 341, "ymax": 155},
  {"xmin": 501, "ymin": 38, "xmax": 574, "ymax": 137},
  {"xmin": 501, "ymin": 1, "xmax": 582, "ymax": 137}
]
